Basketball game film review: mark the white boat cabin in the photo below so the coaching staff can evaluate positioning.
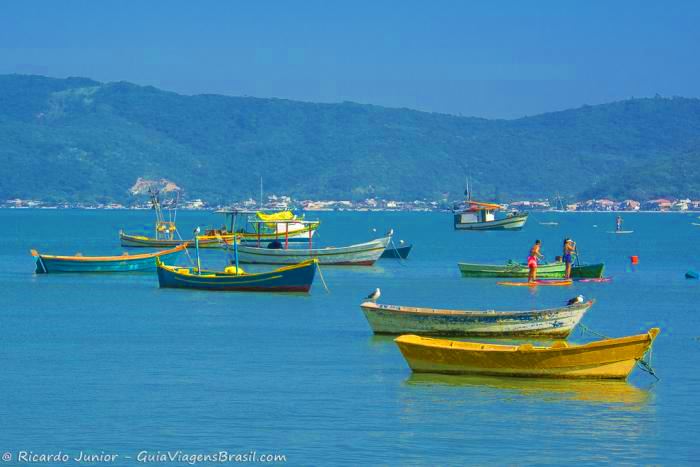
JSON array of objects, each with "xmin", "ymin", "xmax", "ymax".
[{"xmin": 457, "ymin": 209, "xmax": 495, "ymax": 224}]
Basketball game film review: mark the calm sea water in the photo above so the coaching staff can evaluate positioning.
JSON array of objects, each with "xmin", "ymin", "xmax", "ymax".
[{"xmin": 1, "ymin": 209, "xmax": 699, "ymax": 465}]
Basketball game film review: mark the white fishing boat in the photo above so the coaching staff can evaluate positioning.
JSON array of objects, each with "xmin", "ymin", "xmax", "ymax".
[
  {"xmin": 453, "ymin": 201, "xmax": 528, "ymax": 231},
  {"xmin": 360, "ymin": 299, "xmax": 593, "ymax": 337},
  {"xmin": 236, "ymin": 230, "xmax": 392, "ymax": 265}
]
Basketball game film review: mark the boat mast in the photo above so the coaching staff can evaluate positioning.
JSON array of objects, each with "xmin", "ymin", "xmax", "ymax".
[
  {"xmin": 259, "ymin": 176, "xmax": 263, "ymax": 209},
  {"xmin": 464, "ymin": 174, "xmax": 472, "ymax": 201}
]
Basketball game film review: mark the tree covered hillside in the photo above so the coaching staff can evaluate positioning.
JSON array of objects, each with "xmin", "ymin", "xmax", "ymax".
[{"xmin": 1, "ymin": 74, "xmax": 699, "ymax": 203}]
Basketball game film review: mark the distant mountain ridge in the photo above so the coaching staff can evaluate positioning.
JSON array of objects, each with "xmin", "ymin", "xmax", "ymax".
[{"xmin": 1, "ymin": 73, "xmax": 699, "ymax": 203}]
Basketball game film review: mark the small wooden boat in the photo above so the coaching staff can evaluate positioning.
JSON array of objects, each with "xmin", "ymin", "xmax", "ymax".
[
  {"xmin": 235, "ymin": 236, "xmax": 391, "ymax": 266},
  {"xmin": 31, "ymin": 244, "xmax": 186, "ymax": 273},
  {"xmin": 156, "ymin": 258, "xmax": 317, "ymax": 292},
  {"xmin": 360, "ymin": 300, "xmax": 593, "ymax": 337},
  {"xmin": 120, "ymin": 231, "xmax": 219, "ymax": 248},
  {"xmin": 394, "ymin": 328, "xmax": 660, "ymax": 379},
  {"xmin": 458, "ymin": 261, "xmax": 604, "ymax": 279},
  {"xmin": 381, "ymin": 242, "xmax": 412, "ymax": 259},
  {"xmin": 454, "ymin": 201, "xmax": 528, "ymax": 231},
  {"xmin": 498, "ymin": 279, "xmax": 573, "ymax": 287}
]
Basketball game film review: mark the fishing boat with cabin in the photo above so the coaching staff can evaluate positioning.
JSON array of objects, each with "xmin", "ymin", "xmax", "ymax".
[
  {"xmin": 31, "ymin": 244, "xmax": 186, "ymax": 273},
  {"xmin": 453, "ymin": 200, "xmax": 528, "ymax": 231},
  {"xmin": 209, "ymin": 210, "xmax": 319, "ymax": 246},
  {"xmin": 394, "ymin": 328, "xmax": 660, "ymax": 379},
  {"xmin": 360, "ymin": 298, "xmax": 593, "ymax": 337}
]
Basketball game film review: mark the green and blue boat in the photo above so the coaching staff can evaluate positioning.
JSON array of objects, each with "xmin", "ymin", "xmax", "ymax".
[
  {"xmin": 31, "ymin": 244, "xmax": 186, "ymax": 273},
  {"xmin": 156, "ymin": 258, "xmax": 318, "ymax": 292},
  {"xmin": 457, "ymin": 260, "xmax": 604, "ymax": 279}
]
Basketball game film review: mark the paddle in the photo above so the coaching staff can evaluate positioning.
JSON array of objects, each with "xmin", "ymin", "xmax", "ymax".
[{"xmin": 575, "ymin": 246, "xmax": 581, "ymax": 267}]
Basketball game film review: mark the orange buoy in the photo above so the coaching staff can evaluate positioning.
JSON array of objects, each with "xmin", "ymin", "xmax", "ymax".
[{"xmin": 630, "ymin": 255, "xmax": 639, "ymax": 264}]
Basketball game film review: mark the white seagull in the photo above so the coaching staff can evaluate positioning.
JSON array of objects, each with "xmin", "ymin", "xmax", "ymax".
[
  {"xmin": 365, "ymin": 288, "xmax": 381, "ymax": 302},
  {"xmin": 567, "ymin": 295, "xmax": 584, "ymax": 305}
]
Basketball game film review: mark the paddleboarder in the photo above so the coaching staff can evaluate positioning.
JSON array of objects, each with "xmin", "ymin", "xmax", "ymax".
[
  {"xmin": 616, "ymin": 215, "xmax": 623, "ymax": 232},
  {"xmin": 563, "ymin": 238, "xmax": 577, "ymax": 279},
  {"xmin": 528, "ymin": 240, "xmax": 544, "ymax": 282}
]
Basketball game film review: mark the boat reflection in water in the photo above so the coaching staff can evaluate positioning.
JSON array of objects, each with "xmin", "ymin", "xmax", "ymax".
[{"xmin": 404, "ymin": 372, "xmax": 651, "ymax": 406}]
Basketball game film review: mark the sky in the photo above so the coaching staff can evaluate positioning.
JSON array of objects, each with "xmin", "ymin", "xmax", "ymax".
[{"xmin": 1, "ymin": 0, "xmax": 699, "ymax": 119}]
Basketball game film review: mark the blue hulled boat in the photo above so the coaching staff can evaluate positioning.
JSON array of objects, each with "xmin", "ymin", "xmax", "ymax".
[
  {"xmin": 156, "ymin": 258, "xmax": 318, "ymax": 292},
  {"xmin": 31, "ymin": 244, "xmax": 186, "ymax": 273}
]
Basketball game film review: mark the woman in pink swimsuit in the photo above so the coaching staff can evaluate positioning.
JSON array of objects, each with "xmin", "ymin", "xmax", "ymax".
[{"xmin": 528, "ymin": 240, "xmax": 544, "ymax": 282}]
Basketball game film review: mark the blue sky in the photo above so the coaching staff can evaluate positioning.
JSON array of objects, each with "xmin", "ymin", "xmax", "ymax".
[{"xmin": 1, "ymin": 1, "xmax": 698, "ymax": 118}]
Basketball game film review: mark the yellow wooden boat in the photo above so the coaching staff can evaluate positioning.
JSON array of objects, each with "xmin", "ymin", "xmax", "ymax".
[{"xmin": 394, "ymin": 328, "xmax": 660, "ymax": 379}]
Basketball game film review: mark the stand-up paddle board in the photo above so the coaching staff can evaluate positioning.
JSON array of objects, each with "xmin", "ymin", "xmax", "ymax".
[
  {"xmin": 607, "ymin": 231, "xmax": 634, "ymax": 234},
  {"xmin": 497, "ymin": 279, "xmax": 573, "ymax": 287},
  {"xmin": 691, "ymin": 223, "xmax": 700, "ymax": 227},
  {"xmin": 576, "ymin": 277, "xmax": 612, "ymax": 283}
]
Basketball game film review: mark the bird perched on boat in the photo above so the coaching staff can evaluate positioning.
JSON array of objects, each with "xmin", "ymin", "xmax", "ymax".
[
  {"xmin": 365, "ymin": 288, "xmax": 381, "ymax": 302},
  {"xmin": 567, "ymin": 295, "xmax": 584, "ymax": 305}
]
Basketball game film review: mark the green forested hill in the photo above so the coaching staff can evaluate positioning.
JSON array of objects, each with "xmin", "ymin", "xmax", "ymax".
[{"xmin": 1, "ymin": 74, "xmax": 699, "ymax": 203}]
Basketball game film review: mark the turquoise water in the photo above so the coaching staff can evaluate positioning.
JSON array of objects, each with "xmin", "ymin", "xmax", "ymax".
[{"xmin": 1, "ymin": 210, "xmax": 699, "ymax": 465}]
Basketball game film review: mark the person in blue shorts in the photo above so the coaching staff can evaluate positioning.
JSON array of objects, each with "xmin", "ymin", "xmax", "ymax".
[{"xmin": 562, "ymin": 238, "xmax": 576, "ymax": 279}]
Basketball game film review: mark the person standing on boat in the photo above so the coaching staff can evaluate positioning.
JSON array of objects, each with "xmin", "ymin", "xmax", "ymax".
[
  {"xmin": 616, "ymin": 215, "xmax": 623, "ymax": 232},
  {"xmin": 528, "ymin": 240, "xmax": 544, "ymax": 282},
  {"xmin": 563, "ymin": 238, "xmax": 576, "ymax": 279}
]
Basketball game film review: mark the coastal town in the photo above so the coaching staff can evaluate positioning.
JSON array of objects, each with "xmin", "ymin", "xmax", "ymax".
[{"xmin": 3, "ymin": 195, "xmax": 700, "ymax": 212}]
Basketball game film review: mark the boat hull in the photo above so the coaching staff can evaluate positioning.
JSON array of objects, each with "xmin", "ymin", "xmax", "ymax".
[
  {"xmin": 33, "ymin": 246, "xmax": 185, "ymax": 273},
  {"xmin": 458, "ymin": 262, "xmax": 604, "ymax": 279},
  {"xmin": 156, "ymin": 260, "xmax": 317, "ymax": 292},
  {"xmin": 380, "ymin": 244, "xmax": 412, "ymax": 259},
  {"xmin": 360, "ymin": 301, "xmax": 593, "ymax": 337},
  {"xmin": 235, "ymin": 236, "xmax": 391, "ymax": 265},
  {"xmin": 458, "ymin": 261, "xmax": 565, "ymax": 278},
  {"xmin": 454, "ymin": 212, "xmax": 528, "ymax": 231},
  {"xmin": 395, "ymin": 329, "xmax": 659, "ymax": 379},
  {"xmin": 572, "ymin": 263, "xmax": 605, "ymax": 279}
]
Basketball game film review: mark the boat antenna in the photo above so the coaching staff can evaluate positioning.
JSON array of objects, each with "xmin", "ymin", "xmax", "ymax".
[
  {"xmin": 150, "ymin": 188, "xmax": 164, "ymax": 224},
  {"xmin": 259, "ymin": 176, "xmax": 263, "ymax": 209},
  {"xmin": 464, "ymin": 173, "xmax": 472, "ymax": 201},
  {"xmin": 172, "ymin": 190, "xmax": 180, "ymax": 223}
]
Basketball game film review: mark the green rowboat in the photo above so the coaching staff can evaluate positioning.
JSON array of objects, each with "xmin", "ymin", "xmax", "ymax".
[{"xmin": 458, "ymin": 261, "xmax": 604, "ymax": 279}]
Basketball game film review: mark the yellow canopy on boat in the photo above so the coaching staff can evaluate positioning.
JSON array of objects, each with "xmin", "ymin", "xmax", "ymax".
[
  {"xmin": 465, "ymin": 200, "xmax": 503, "ymax": 211},
  {"xmin": 256, "ymin": 210, "xmax": 295, "ymax": 228}
]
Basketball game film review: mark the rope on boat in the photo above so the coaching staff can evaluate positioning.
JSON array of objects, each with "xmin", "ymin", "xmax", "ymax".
[
  {"xmin": 579, "ymin": 324, "xmax": 660, "ymax": 381},
  {"xmin": 175, "ymin": 229, "xmax": 195, "ymax": 266},
  {"xmin": 389, "ymin": 239, "xmax": 407, "ymax": 266},
  {"xmin": 36, "ymin": 255, "xmax": 48, "ymax": 273},
  {"xmin": 578, "ymin": 323, "xmax": 610, "ymax": 339},
  {"xmin": 636, "ymin": 345, "xmax": 660, "ymax": 381},
  {"xmin": 214, "ymin": 233, "xmax": 234, "ymax": 266},
  {"xmin": 316, "ymin": 262, "xmax": 330, "ymax": 293}
]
